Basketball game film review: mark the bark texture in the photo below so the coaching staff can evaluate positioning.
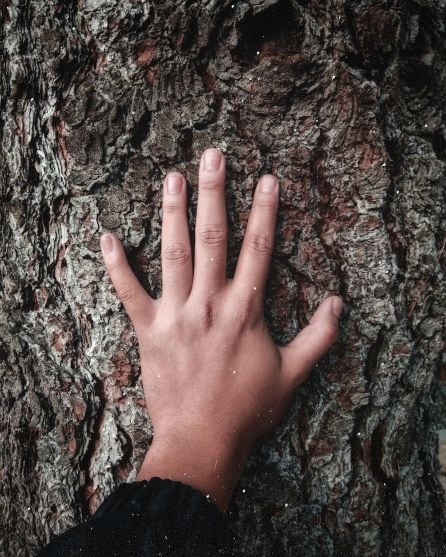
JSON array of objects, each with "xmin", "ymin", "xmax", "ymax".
[{"xmin": 1, "ymin": 0, "xmax": 446, "ymax": 555}]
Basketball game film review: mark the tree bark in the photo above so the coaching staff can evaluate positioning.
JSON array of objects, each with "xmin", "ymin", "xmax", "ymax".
[{"xmin": 1, "ymin": 0, "xmax": 445, "ymax": 555}]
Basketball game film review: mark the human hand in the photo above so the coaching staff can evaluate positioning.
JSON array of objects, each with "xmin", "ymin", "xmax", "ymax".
[{"xmin": 100, "ymin": 148, "xmax": 342, "ymax": 511}]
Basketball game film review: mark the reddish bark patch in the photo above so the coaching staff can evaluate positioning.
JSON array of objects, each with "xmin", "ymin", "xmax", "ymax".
[
  {"xmin": 107, "ymin": 17, "xmax": 120, "ymax": 30},
  {"xmin": 201, "ymin": 68, "xmax": 215, "ymax": 92},
  {"xmin": 146, "ymin": 67, "xmax": 158, "ymax": 85},
  {"xmin": 391, "ymin": 343, "xmax": 412, "ymax": 357},
  {"xmin": 111, "ymin": 350, "xmax": 134, "ymax": 387},
  {"xmin": 15, "ymin": 116, "xmax": 26, "ymax": 145},
  {"xmin": 73, "ymin": 399, "xmax": 87, "ymax": 421},
  {"xmin": 359, "ymin": 438, "xmax": 372, "ymax": 467},
  {"xmin": 353, "ymin": 7, "xmax": 400, "ymax": 67},
  {"xmin": 84, "ymin": 485, "xmax": 101, "ymax": 515},
  {"xmin": 53, "ymin": 117, "xmax": 69, "ymax": 171},
  {"xmin": 95, "ymin": 53, "xmax": 108, "ymax": 73},
  {"xmin": 135, "ymin": 39, "xmax": 158, "ymax": 66},
  {"xmin": 52, "ymin": 331, "xmax": 67, "ymax": 352},
  {"xmin": 33, "ymin": 287, "xmax": 49, "ymax": 309},
  {"xmin": 68, "ymin": 438, "xmax": 77, "ymax": 457},
  {"xmin": 310, "ymin": 440, "xmax": 333, "ymax": 457},
  {"xmin": 115, "ymin": 462, "xmax": 131, "ymax": 481},
  {"xmin": 54, "ymin": 244, "xmax": 66, "ymax": 284},
  {"xmin": 359, "ymin": 143, "xmax": 385, "ymax": 169},
  {"xmin": 363, "ymin": 215, "xmax": 381, "ymax": 230}
]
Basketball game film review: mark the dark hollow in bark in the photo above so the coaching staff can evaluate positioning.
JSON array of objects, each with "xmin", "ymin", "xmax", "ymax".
[{"xmin": 1, "ymin": 1, "xmax": 445, "ymax": 556}]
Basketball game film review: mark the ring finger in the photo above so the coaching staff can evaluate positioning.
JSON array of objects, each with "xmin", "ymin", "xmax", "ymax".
[{"xmin": 232, "ymin": 174, "xmax": 279, "ymax": 314}]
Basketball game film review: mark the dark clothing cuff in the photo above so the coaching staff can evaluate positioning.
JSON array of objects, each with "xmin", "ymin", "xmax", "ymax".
[{"xmin": 37, "ymin": 477, "xmax": 234, "ymax": 557}]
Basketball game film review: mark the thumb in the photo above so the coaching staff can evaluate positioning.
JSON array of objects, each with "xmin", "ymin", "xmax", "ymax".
[{"xmin": 279, "ymin": 295, "xmax": 343, "ymax": 389}]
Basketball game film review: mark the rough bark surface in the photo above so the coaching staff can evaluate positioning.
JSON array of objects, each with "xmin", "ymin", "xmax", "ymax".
[{"xmin": 1, "ymin": 1, "xmax": 446, "ymax": 556}]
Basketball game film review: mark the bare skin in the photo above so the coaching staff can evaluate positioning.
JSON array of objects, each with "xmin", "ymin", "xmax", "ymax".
[{"xmin": 100, "ymin": 148, "xmax": 343, "ymax": 512}]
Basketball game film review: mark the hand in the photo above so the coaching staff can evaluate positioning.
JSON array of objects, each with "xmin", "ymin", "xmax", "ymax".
[{"xmin": 100, "ymin": 148, "xmax": 342, "ymax": 511}]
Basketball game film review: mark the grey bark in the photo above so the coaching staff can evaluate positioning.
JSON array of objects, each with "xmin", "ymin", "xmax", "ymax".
[{"xmin": 1, "ymin": 0, "xmax": 446, "ymax": 555}]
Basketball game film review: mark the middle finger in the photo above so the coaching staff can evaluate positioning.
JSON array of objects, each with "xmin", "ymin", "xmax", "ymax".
[{"xmin": 191, "ymin": 148, "xmax": 228, "ymax": 296}]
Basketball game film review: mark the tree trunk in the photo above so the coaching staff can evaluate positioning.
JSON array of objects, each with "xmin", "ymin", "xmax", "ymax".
[{"xmin": 1, "ymin": 0, "xmax": 445, "ymax": 555}]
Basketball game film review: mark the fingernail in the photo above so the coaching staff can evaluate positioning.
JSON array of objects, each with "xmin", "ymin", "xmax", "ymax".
[
  {"xmin": 260, "ymin": 175, "xmax": 277, "ymax": 193},
  {"xmin": 204, "ymin": 149, "xmax": 221, "ymax": 171},
  {"xmin": 331, "ymin": 296, "xmax": 343, "ymax": 318},
  {"xmin": 167, "ymin": 174, "xmax": 182, "ymax": 194},
  {"xmin": 101, "ymin": 233, "xmax": 114, "ymax": 254}
]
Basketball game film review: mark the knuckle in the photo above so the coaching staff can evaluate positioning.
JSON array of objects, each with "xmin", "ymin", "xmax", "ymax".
[
  {"xmin": 229, "ymin": 297, "xmax": 253, "ymax": 331},
  {"xmin": 199, "ymin": 179, "xmax": 220, "ymax": 190},
  {"xmin": 158, "ymin": 313, "xmax": 184, "ymax": 336},
  {"xmin": 163, "ymin": 201, "xmax": 182, "ymax": 214},
  {"xmin": 198, "ymin": 300, "xmax": 214, "ymax": 332},
  {"xmin": 199, "ymin": 224, "xmax": 226, "ymax": 246},
  {"xmin": 106, "ymin": 260, "xmax": 120, "ymax": 274},
  {"xmin": 163, "ymin": 241, "xmax": 190, "ymax": 263},
  {"xmin": 116, "ymin": 284, "xmax": 135, "ymax": 304},
  {"xmin": 254, "ymin": 197, "xmax": 277, "ymax": 210},
  {"xmin": 249, "ymin": 232, "xmax": 273, "ymax": 254}
]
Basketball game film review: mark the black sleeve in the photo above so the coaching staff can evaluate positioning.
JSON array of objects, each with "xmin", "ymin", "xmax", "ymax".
[{"xmin": 37, "ymin": 477, "xmax": 235, "ymax": 557}]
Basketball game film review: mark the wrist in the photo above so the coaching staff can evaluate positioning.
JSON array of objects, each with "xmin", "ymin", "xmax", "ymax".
[{"xmin": 136, "ymin": 427, "xmax": 253, "ymax": 511}]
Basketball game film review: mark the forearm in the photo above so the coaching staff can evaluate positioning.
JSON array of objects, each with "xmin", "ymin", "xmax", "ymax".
[{"xmin": 136, "ymin": 430, "xmax": 253, "ymax": 512}]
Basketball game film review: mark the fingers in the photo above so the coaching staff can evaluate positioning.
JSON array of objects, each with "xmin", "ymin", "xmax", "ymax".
[
  {"xmin": 232, "ymin": 175, "xmax": 279, "ymax": 310},
  {"xmin": 161, "ymin": 172, "xmax": 193, "ymax": 304},
  {"xmin": 280, "ymin": 296, "xmax": 343, "ymax": 389},
  {"xmin": 100, "ymin": 233, "xmax": 156, "ymax": 332},
  {"xmin": 191, "ymin": 148, "xmax": 227, "ymax": 296}
]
